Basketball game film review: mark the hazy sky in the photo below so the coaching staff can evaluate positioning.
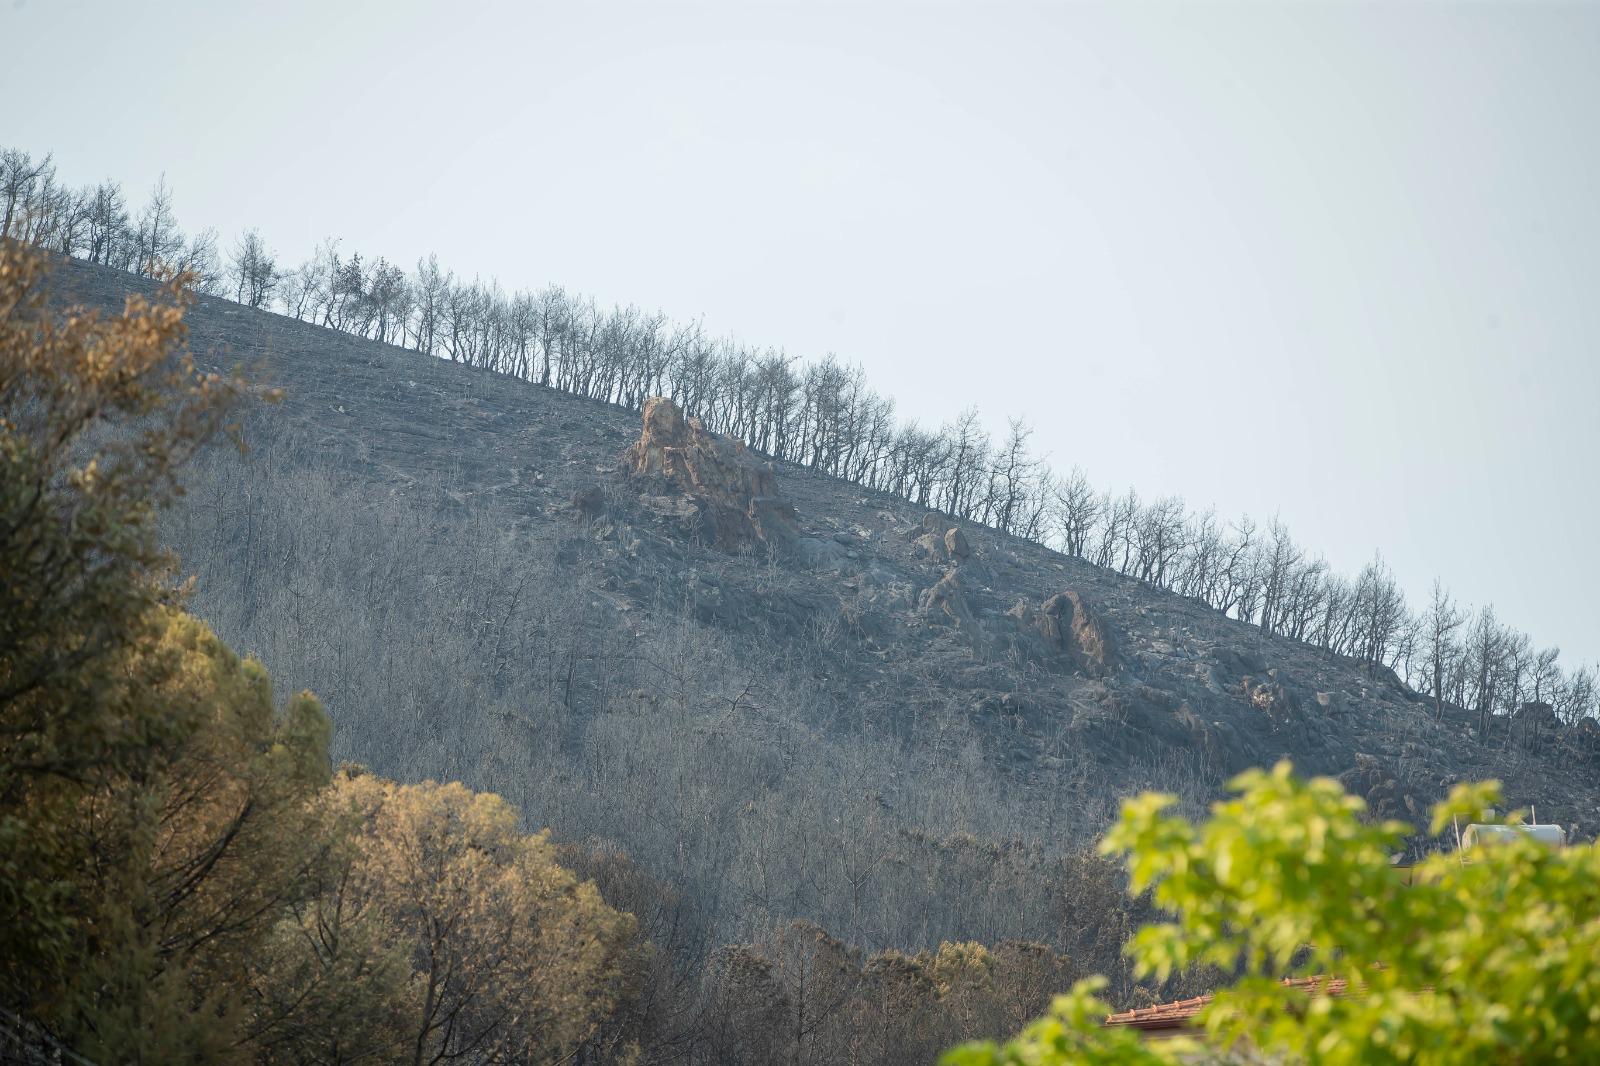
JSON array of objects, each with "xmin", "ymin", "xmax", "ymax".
[{"xmin": 6, "ymin": 0, "xmax": 1597, "ymax": 667}]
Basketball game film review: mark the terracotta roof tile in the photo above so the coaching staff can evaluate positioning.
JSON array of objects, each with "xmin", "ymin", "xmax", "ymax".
[{"xmin": 1103, "ymin": 975, "xmax": 1352, "ymax": 1032}]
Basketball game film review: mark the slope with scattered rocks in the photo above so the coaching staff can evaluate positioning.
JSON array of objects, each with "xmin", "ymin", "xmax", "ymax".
[{"xmin": 51, "ymin": 259, "xmax": 1600, "ymax": 953}]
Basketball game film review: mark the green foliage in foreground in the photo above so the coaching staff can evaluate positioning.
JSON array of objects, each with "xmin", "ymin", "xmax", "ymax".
[
  {"xmin": 1, "ymin": 242, "xmax": 633, "ymax": 1063},
  {"xmin": 947, "ymin": 762, "xmax": 1600, "ymax": 1065}
]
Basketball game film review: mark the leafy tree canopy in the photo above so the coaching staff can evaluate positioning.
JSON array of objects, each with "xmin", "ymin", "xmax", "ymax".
[
  {"xmin": 947, "ymin": 762, "xmax": 1600, "ymax": 1065},
  {"xmin": 1, "ymin": 242, "xmax": 635, "ymax": 1064}
]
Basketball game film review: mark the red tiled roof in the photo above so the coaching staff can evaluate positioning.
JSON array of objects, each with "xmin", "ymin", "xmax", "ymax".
[
  {"xmin": 1103, "ymin": 994, "xmax": 1212, "ymax": 1033},
  {"xmin": 1103, "ymin": 975, "xmax": 1352, "ymax": 1034}
]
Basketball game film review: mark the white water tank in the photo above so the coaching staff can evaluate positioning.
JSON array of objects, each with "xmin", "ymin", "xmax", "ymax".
[{"xmin": 1460, "ymin": 823, "xmax": 1567, "ymax": 850}]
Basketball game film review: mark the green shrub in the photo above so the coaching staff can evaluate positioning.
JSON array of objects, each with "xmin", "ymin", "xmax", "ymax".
[{"xmin": 946, "ymin": 761, "xmax": 1600, "ymax": 1064}]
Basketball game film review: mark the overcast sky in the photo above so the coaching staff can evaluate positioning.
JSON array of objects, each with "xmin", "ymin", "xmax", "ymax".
[{"xmin": 5, "ymin": 0, "xmax": 1597, "ymax": 668}]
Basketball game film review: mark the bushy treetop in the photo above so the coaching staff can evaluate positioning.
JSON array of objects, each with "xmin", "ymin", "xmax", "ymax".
[{"xmin": 947, "ymin": 762, "xmax": 1600, "ymax": 1065}]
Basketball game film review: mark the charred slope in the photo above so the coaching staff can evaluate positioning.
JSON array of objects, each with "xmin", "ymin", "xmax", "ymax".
[{"xmin": 55, "ymin": 259, "xmax": 1600, "ymax": 955}]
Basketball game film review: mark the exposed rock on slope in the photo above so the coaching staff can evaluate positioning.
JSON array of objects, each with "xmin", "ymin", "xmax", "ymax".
[
  {"xmin": 624, "ymin": 396, "xmax": 799, "ymax": 550},
  {"xmin": 919, "ymin": 569, "xmax": 975, "ymax": 629},
  {"xmin": 1008, "ymin": 590, "xmax": 1114, "ymax": 678},
  {"xmin": 945, "ymin": 527, "xmax": 973, "ymax": 563},
  {"xmin": 908, "ymin": 515, "xmax": 974, "ymax": 568}
]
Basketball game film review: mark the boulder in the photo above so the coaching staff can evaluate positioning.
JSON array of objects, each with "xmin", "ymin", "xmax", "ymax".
[
  {"xmin": 1241, "ymin": 675, "xmax": 1295, "ymax": 724},
  {"xmin": 944, "ymin": 527, "xmax": 972, "ymax": 563},
  {"xmin": 748, "ymin": 495, "xmax": 800, "ymax": 545},
  {"xmin": 1514, "ymin": 701, "xmax": 1558, "ymax": 730},
  {"xmin": 624, "ymin": 397, "xmax": 798, "ymax": 550},
  {"xmin": 1008, "ymin": 589, "xmax": 1114, "ymax": 678},
  {"xmin": 1047, "ymin": 590, "xmax": 1112, "ymax": 678},
  {"xmin": 1513, "ymin": 701, "xmax": 1560, "ymax": 751},
  {"xmin": 912, "ymin": 526, "xmax": 972, "ymax": 568},
  {"xmin": 1569, "ymin": 718, "xmax": 1600, "ymax": 763},
  {"xmin": 919, "ymin": 568, "xmax": 974, "ymax": 629},
  {"xmin": 912, "ymin": 531, "xmax": 949, "ymax": 562},
  {"xmin": 1338, "ymin": 754, "xmax": 1430, "ymax": 826}
]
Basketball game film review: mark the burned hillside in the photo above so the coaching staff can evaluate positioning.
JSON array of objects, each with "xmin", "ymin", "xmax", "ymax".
[{"xmin": 51, "ymin": 258, "xmax": 1600, "ymax": 970}]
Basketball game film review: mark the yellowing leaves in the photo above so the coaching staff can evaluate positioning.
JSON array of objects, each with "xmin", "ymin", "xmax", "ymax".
[
  {"xmin": 2, "ymin": 242, "xmax": 637, "ymax": 1064},
  {"xmin": 312, "ymin": 772, "xmax": 636, "ymax": 1064}
]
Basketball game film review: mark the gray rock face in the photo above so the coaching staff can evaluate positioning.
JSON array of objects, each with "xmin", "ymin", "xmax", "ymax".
[
  {"xmin": 625, "ymin": 396, "xmax": 799, "ymax": 550},
  {"xmin": 919, "ymin": 569, "xmax": 974, "ymax": 628},
  {"xmin": 1007, "ymin": 590, "xmax": 1114, "ymax": 678},
  {"xmin": 1516, "ymin": 701, "xmax": 1558, "ymax": 730},
  {"xmin": 910, "ymin": 523, "xmax": 974, "ymax": 570},
  {"xmin": 1241, "ymin": 674, "xmax": 1295, "ymax": 724},
  {"xmin": 912, "ymin": 531, "xmax": 949, "ymax": 562},
  {"xmin": 944, "ymin": 528, "xmax": 972, "ymax": 563}
]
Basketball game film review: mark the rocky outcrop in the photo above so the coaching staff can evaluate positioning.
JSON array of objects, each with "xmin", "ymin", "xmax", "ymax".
[
  {"xmin": 919, "ymin": 568, "xmax": 974, "ymax": 629},
  {"xmin": 624, "ymin": 396, "xmax": 798, "ymax": 550},
  {"xmin": 909, "ymin": 514, "xmax": 975, "ymax": 568},
  {"xmin": 1338, "ymin": 754, "xmax": 1430, "ymax": 826},
  {"xmin": 1008, "ymin": 589, "xmax": 1114, "ymax": 678},
  {"xmin": 919, "ymin": 569, "xmax": 970, "ymax": 626},
  {"xmin": 944, "ymin": 528, "xmax": 972, "ymax": 563},
  {"xmin": 1241, "ymin": 673, "xmax": 1297, "ymax": 725},
  {"xmin": 1515, "ymin": 700, "xmax": 1558, "ymax": 731},
  {"xmin": 1570, "ymin": 719, "xmax": 1600, "ymax": 764},
  {"xmin": 748, "ymin": 495, "xmax": 799, "ymax": 546},
  {"xmin": 911, "ymin": 531, "xmax": 942, "ymax": 560}
]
